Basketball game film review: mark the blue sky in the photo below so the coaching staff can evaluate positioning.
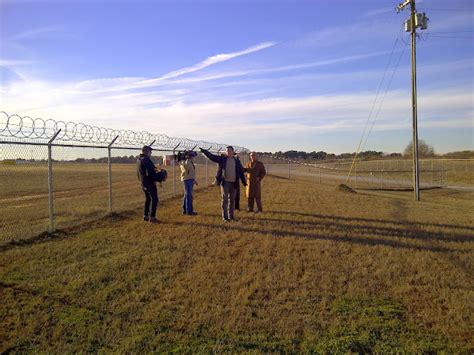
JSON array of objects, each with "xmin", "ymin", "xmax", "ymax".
[{"xmin": 0, "ymin": 0, "xmax": 473, "ymax": 153}]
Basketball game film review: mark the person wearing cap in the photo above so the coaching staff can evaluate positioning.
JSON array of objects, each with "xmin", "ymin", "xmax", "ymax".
[
  {"xmin": 244, "ymin": 152, "xmax": 266, "ymax": 213},
  {"xmin": 200, "ymin": 146, "xmax": 246, "ymax": 221},
  {"xmin": 137, "ymin": 146, "xmax": 159, "ymax": 223},
  {"xmin": 180, "ymin": 151, "xmax": 198, "ymax": 215}
]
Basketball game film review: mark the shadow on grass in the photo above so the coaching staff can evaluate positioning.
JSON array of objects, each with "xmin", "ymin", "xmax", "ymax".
[
  {"xmin": 268, "ymin": 210, "xmax": 474, "ymax": 232},
  {"xmin": 0, "ymin": 212, "xmax": 130, "ymax": 253},
  {"xmin": 241, "ymin": 216, "xmax": 472, "ymax": 243},
  {"xmin": 167, "ymin": 221, "xmax": 464, "ymax": 253}
]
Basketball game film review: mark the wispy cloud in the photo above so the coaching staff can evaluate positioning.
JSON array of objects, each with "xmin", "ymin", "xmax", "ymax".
[
  {"xmin": 364, "ymin": 6, "xmax": 395, "ymax": 17},
  {"xmin": 2, "ymin": 74, "xmax": 471, "ymax": 149},
  {"xmin": 292, "ymin": 20, "xmax": 396, "ymax": 48},
  {"xmin": 11, "ymin": 26, "xmax": 58, "ymax": 40},
  {"xmin": 113, "ymin": 48, "xmax": 394, "ymax": 93},
  {"xmin": 0, "ymin": 59, "xmax": 34, "ymax": 66},
  {"xmin": 10, "ymin": 25, "xmax": 76, "ymax": 41},
  {"xmin": 137, "ymin": 41, "xmax": 277, "ymax": 85}
]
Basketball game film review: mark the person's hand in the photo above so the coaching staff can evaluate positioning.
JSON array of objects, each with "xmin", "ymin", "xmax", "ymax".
[{"xmin": 194, "ymin": 181, "xmax": 198, "ymax": 186}]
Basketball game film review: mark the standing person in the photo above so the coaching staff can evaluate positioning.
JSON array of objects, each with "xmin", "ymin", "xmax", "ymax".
[
  {"xmin": 137, "ymin": 146, "xmax": 159, "ymax": 223},
  {"xmin": 235, "ymin": 154, "xmax": 242, "ymax": 211},
  {"xmin": 245, "ymin": 152, "xmax": 266, "ymax": 213},
  {"xmin": 180, "ymin": 151, "xmax": 198, "ymax": 215},
  {"xmin": 200, "ymin": 146, "xmax": 246, "ymax": 221}
]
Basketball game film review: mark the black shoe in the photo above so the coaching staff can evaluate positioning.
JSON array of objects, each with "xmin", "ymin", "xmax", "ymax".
[
  {"xmin": 149, "ymin": 217, "xmax": 159, "ymax": 224},
  {"xmin": 187, "ymin": 212, "xmax": 198, "ymax": 216},
  {"xmin": 182, "ymin": 211, "xmax": 187, "ymax": 215},
  {"xmin": 143, "ymin": 216, "xmax": 150, "ymax": 221},
  {"xmin": 222, "ymin": 217, "xmax": 230, "ymax": 222}
]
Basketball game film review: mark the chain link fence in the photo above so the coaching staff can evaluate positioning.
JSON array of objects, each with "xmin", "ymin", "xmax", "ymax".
[
  {"xmin": 1, "ymin": 112, "xmax": 471, "ymax": 245},
  {"xmin": 261, "ymin": 155, "xmax": 474, "ymax": 190},
  {"xmin": 0, "ymin": 112, "xmax": 249, "ymax": 246},
  {"xmin": 0, "ymin": 141, "xmax": 251, "ymax": 246}
]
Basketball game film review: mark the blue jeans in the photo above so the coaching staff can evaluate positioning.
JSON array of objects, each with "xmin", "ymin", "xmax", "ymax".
[{"xmin": 182, "ymin": 179, "xmax": 194, "ymax": 214}]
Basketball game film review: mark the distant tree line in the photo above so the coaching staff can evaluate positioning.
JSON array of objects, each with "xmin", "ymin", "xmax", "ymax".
[
  {"xmin": 260, "ymin": 150, "xmax": 401, "ymax": 162},
  {"xmin": 5, "ymin": 141, "xmax": 473, "ymax": 164},
  {"xmin": 257, "ymin": 140, "xmax": 473, "ymax": 161}
]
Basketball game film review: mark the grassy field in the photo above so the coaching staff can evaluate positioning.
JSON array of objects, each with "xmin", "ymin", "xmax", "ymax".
[
  {"xmin": 0, "ymin": 163, "xmax": 212, "ymax": 244},
  {"xmin": 2, "ymin": 160, "xmax": 472, "ymax": 244},
  {"xmin": 1, "ymin": 175, "xmax": 473, "ymax": 352}
]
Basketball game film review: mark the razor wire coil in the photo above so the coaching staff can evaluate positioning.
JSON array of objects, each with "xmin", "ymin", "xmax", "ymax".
[{"xmin": 0, "ymin": 111, "xmax": 248, "ymax": 152}]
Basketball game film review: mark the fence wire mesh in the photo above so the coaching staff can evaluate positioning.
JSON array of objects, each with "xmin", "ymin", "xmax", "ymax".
[{"xmin": 1, "ymin": 112, "xmax": 472, "ymax": 245}]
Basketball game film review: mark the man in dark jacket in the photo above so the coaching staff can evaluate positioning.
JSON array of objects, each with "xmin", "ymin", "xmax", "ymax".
[
  {"xmin": 201, "ymin": 146, "xmax": 246, "ymax": 221},
  {"xmin": 137, "ymin": 146, "xmax": 159, "ymax": 223},
  {"xmin": 214, "ymin": 153, "xmax": 243, "ymax": 210}
]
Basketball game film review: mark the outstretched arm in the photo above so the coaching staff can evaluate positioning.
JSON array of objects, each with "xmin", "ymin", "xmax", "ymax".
[{"xmin": 200, "ymin": 148, "xmax": 221, "ymax": 163}]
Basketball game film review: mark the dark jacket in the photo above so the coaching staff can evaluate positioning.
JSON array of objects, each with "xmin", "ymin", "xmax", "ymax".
[
  {"xmin": 201, "ymin": 149, "xmax": 246, "ymax": 187},
  {"xmin": 137, "ymin": 154, "xmax": 158, "ymax": 188}
]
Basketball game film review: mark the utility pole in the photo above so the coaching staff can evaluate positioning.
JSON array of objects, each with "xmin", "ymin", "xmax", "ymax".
[{"xmin": 396, "ymin": 0, "xmax": 428, "ymax": 201}]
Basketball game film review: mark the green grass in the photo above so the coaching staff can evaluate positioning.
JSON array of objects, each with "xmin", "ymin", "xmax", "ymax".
[{"xmin": 1, "ymin": 176, "xmax": 473, "ymax": 352}]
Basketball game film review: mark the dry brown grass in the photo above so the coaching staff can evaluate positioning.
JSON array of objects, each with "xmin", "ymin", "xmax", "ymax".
[
  {"xmin": 1, "ymin": 175, "xmax": 473, "ymax": 352},
  {"xmin": 0, "ymin": 163, "xmax": 211, "ymax": 243}
]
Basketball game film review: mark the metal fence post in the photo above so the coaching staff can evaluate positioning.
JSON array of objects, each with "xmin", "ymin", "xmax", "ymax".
[
  {"xmin": 319, "ymin": 167, "xmax": 322, "ymax": 184},
  {"xmin": 205, "ymin": 155, "xmax": 209, "ymax": 186},
  {"xmin": 172, "ymin": 143, "xmax": 180, "ymax": 197},
  {"xmin": 354, "ymin": 165, "xmax": 357, "ymax": 189},
  {"xmin": 288, "ymin": 160, "xmax": 290, "ymax": 179},
  {"xmin": 47, "ymin": 129, "xmax": 61, "ymax": 233},
  {"xmin": 205, "ymin": 145, "xmax": 212, "ymax": 186},
  {"xmin": 107, "ymin": 135, "xmax": 119, "ymax": 213}
]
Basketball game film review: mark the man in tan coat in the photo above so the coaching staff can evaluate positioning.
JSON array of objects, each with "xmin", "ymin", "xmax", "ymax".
[{"xmin": 244, "ymin": 152, "xmax": 266, "ymax": 213}]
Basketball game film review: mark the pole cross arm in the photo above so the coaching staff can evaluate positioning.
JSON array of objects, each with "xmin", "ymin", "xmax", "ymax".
[{"xmin": 396, "ymin": 0, "xmax": 411, "ymax": 12}]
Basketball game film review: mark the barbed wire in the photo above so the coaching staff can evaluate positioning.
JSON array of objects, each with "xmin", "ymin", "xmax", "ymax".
[{"xmin": 0, "ymin": 111, "xmax": 249, "ymax": 153}]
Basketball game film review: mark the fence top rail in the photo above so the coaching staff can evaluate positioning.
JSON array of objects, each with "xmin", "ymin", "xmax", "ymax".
[
  {"xmin": 0, "ymin": 139, "xmax": 175, "ymax": 152},
  {"xmin": 0, "ymin": 111, "xmax": 249, "ymax": 153}
]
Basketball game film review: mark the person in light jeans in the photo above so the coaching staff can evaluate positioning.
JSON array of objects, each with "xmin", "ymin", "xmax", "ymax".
[{"xmin": 180, "ymin": 151, "xmax": 198, "ymax": 215}]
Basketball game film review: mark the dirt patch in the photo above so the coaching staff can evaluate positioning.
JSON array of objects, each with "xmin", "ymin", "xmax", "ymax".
[{"xmin": 336, "ymin": 184, "xmax": 356, "ymax": 193}]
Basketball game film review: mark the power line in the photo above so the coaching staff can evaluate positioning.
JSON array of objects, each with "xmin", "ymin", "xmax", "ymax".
[
  {"xmin": 345, "ymin": 36, "xmax": 401, "ymax": 183},
  {"xmin": 360, "ymin": 41, "xmax": 408, "ymax": 154}
]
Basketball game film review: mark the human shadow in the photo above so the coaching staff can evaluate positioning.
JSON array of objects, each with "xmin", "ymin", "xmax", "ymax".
[
  {"xmin": 166, "ymin": 221, "xmax": 464, "ymax": 254},
  {"xmin": 268, "ymin": 210, "xmax": 474, "ymax": 233},
  {"xmin": 241, "ymin": 216, "xmax": 472, "ymax": 243}
]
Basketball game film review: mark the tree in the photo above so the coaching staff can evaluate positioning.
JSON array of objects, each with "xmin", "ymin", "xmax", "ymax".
[{"xmin": 403, "ymin": 139, "xmax": 435, "ymax": 158}]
